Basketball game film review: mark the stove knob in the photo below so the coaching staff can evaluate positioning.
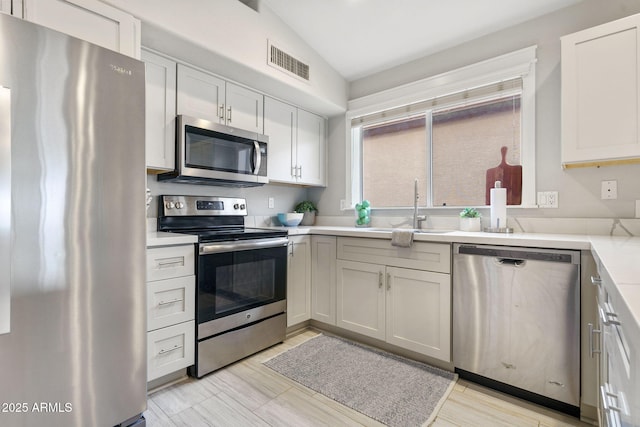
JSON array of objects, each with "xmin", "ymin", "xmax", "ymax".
[
  {"xmin": 240, "ymin": 204, "xmax": 246, "ymax": 210},
  {"xmin": 175, "ymin": 202, "xmax": 184, "ymax": 209},
  {"xmin": 233, "ymin": 203, "xmax": 240, "ymax": 210},
  {"xmin": 165, "ymin": 201, "xmax": 175, "ymax": 209}
]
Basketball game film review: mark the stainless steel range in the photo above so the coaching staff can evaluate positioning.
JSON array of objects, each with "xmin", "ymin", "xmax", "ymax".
[{"xmin": 158, "ymin": 195, "xmax": 288, "ymax": 378}]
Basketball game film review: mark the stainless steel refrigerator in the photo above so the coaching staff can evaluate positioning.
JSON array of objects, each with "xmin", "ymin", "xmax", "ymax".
[{"xmin": 0, "ymin": 13, "xmax": 147, "ymax": 427}]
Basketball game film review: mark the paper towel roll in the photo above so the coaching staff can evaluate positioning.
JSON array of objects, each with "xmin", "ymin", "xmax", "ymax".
[{"xmin": 490, "ymin": 181, "xmax": 507, "ymax": 229}]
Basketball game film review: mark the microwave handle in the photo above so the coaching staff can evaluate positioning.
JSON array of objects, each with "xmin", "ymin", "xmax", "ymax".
[{"xmin": 252, "ymin": 140, "xmax": 261, "ymax": 175}]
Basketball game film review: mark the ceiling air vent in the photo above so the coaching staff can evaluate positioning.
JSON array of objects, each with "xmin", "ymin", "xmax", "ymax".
[{"xmin": 268, "ymin": 41, "xmax": 310, "ymax": 82}]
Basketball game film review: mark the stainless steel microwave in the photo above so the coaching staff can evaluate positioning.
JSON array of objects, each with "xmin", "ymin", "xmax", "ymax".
[{"xmin": 158, "ymin": 115, "xmax": 268, "ymax": 187}]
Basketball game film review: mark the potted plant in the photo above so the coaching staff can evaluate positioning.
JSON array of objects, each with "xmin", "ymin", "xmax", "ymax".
[
  {"xmin": 294, "ymin": 201, "xmax": 318, "ymax": 226},
  {"xmin": 459, "ymin": 207, "xmax": 481, "ymax": 232}
]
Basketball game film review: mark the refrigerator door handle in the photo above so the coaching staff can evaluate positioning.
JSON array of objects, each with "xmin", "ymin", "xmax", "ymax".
[{"xmin": 0, "ymin": 86, "xmax": 11, "ymax": 335}]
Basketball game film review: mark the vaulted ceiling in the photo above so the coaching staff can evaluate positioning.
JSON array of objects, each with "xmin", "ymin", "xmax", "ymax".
[{"xmin": 261, "ymin": 0, "xmax": 584, "ymax": 81}]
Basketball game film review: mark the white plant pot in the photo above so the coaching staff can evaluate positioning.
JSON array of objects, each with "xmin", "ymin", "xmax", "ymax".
[
  {"xmin": 459, "ymin": 217, "xmax": 481, "ymax": 232},
  {"xmin": 301, "ymin": 211, "xmax": 316, "ymax": 226}
]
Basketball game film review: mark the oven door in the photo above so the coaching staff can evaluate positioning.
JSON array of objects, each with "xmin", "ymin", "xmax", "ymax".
[{"xmin": 196, "ymin": 237, "xmax": 287, "ymax": 335}]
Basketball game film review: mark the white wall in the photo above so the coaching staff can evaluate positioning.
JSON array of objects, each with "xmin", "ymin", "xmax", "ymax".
[
  {"xmin": 314, "ymin": 0, "xmax": 640, "ymax": 219},
  {"xmin": 103, "ymin": 0, "xmax": 348, "ymax": 116}
]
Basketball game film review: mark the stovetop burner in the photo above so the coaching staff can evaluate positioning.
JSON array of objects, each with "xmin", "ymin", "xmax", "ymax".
[{"xmin": 157, "ymin": 195, "xmax": 288, "ymax": 242}]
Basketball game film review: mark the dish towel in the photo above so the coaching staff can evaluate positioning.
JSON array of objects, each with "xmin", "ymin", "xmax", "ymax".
[{"xmin": 391, "ymin": 229, "xmax": 414, "ymax": 248}]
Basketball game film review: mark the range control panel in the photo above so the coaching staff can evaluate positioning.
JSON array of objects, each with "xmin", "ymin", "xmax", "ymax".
[{"xmin": 160, "ymin": 195, "xmax": 247, "ymax": 216}]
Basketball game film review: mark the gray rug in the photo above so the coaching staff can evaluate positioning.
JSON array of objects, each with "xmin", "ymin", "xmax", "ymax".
[{"xmin": 263, "ymin": 334, "xmax": 456, "ymax": 427}]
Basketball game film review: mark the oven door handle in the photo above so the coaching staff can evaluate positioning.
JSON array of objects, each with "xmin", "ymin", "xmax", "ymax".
[{"xmin": 199, "ymin": 237, "xmax": 289, "ymax": 255}]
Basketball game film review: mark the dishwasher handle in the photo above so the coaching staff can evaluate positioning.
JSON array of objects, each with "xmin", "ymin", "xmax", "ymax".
[
  {"xmin": 496, "ymin": 258, "xmax": 526, "ymax": 267},
  {"xmin": 455, "ymin": 244, "xmax": 579, "ymax": 264}
]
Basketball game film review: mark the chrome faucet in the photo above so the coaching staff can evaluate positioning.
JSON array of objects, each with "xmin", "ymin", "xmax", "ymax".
[{"xmin": 413, "ymin": 178, "xmax": 427, "ymax": 229}]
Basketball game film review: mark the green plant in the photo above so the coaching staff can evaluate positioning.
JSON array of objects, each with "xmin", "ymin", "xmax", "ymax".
[
  {"xmin": 459, "ymin": 207, "xmax": 480, "ymax": 218},
  {"xmin": 294, "ymin": 201, "xmax": 318, "ymax": 213}
]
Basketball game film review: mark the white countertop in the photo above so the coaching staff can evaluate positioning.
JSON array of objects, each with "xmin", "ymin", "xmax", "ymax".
[
  {"xmin": 284, "ymin": 225, "xmax": 594, "ymax": 249},
  {"xmin": 146, "ymin": 231, "xmax": 198, "ymax": 247}
]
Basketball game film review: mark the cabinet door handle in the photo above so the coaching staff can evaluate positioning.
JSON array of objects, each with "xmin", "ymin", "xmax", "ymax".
[
  {"xmin": 158, "ymin": 298, "xmax": 184, "ymax": 307},
  {"xmin": 218, "ymin": 104, "xmax": 225, "ymax": 120},
  {"xmin": 599, "ymin": 305, "xmax": 621, "ymax": 326},
  {"xmin": 386, "ymin": 273, "xmax": 391, "ymax": 290},
  {"xmin": 158, "ymin": 344, "xmax": 184, "ymax": 356},
  {"xmin": 227, "ymin": 106, "xmax": 232, "ymax": 123},
  {"xmin": 590, "ymin": 275, "xmax": 602, "ymax": 286},
  {"xmin": 588, "ymin": 323, "xmax": 601, "ymax": 358},
  {"xmin": 378, "ymin": 272, "xmax": 383, "ymax": 289},
  {"xmin": 600, "ymin": 383, "xmax": 625, "ymax": 427},
  {"xmin": 156, "ymin": 257, "xmax": 185, "ymax": 268},
  {"xmin": 298, "ymin": 165, "xmax": 302, "ymax": 178}
]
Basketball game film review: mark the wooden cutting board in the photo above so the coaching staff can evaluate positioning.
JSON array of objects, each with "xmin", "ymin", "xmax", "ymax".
[{"xmin": 485, "ymin": 146, "xmax": 522, "ymax": 205}]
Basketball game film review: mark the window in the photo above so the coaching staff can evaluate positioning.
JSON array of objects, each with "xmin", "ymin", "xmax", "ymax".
[{"xmin": 346, "ymin": 46, "xmax": 536, "ymax": 210}]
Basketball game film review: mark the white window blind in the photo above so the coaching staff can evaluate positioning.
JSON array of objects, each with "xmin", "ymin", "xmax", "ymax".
[{"xmin": 351, "ymin": 77, "xmax": 522, "ymax": 128}]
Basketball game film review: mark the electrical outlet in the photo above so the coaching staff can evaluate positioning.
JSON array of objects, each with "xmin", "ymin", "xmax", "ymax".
[
  {"xmin": 601, "ymin": 180, "xmax": 618, "ymax": 200},
  {"xmin": 268, "ymin": 197, "xmax": 275, "ymax": 209},
  {"xmin": 537, "ymin": 191, "xmax": 558, "ymax": 208},
  {"xmin": 340, "ymin": 199, "xmax": 346, "ymax": 210}
]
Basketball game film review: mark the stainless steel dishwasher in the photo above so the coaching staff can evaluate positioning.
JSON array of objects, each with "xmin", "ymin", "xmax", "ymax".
[{"xmin": 453, "ymin": 243, "xmax": 580, "ymax": 416}]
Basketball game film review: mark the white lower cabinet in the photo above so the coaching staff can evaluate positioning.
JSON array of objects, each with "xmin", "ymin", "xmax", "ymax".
[
  {"xmin": 311, "ymin": 236, "xmax": 337, "ymax": 325},
  {"xmin": 385, "ymin": 266, "xmax": 450, "ymax": 359},
  {"xmin": 147, "ymin": 321, "xmax": 195, "ymax": 382},
  {"xmin": 336, "ymin": 237, "xmax": 452, "ymax": 362},
  {"xmin": 592, "ymin": 261, "xmax": 640, "ymax": 426},
  {"xmin": 287, "ymin": 235, "xmax": 311, "ymax": 327},
  {"xmin": 337, "ymin": 260, "xmax": 386, "ymax": 340},
  {"xmin": 146, "ymin": 243, "xmax": 196, "ymax": 382}
]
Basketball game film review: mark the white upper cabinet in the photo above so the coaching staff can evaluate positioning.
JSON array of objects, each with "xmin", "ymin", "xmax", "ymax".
[
  {"xmin": 176, "ymin": 64, "xmax": 225, "ymax": 124},
  {"xmin": 561, "ymin": 13, "xmax": 640, "ymax": 168},
  {"xmin": 296, "ymin": 109, "xmax": 326, "ymax": 186},
  {"xmin": 22, "ymin": 0, "xmax": 140, "ymax": 58},
  {"xmin": 264, "ymin": 97, "xmax": 327, "ymax": 186},
  {"xmin": 176, "ymin": 64, "xmax": 263, "ymax": 134},
  {"xmin": 264, "ymin": 97, "xmax": 297, "ymax": 183},
  {"xmin": 225, "ymin": 82, "xmax": 264, "ymax": 134},
  {"xmin": 142, "ymin": 49, "xmax": 176, "ymax": 172}
]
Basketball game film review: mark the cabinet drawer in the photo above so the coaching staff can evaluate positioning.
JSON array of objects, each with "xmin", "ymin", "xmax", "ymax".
[
  {"xmin": 147, "ymin": 321, "xmax": 195, "ymax": 382},
  {"xmin": 147, "ymin": 245, "xmax": 195, "ymax": 281},
  {"xmin": 147, "ymin": 276, "xmax": 195, "ymax": 332},
  {"xmin": 337, "ymin": 237, "xmax": 450, "ymax": 273}
]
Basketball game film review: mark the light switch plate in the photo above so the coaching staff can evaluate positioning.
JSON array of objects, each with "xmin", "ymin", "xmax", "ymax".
[
  {"xmin": 268, "ymin": 197, "xmax": 275, "ymax": 209},
  {"xmin": 601, "ymin": 180, "xmax": 618, "ymax": 200}
]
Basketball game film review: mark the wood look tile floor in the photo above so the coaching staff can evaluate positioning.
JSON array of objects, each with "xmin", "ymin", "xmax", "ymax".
[{"xmin": 145, "ymin": 329, "xmax": 593, "ymax": 427}]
